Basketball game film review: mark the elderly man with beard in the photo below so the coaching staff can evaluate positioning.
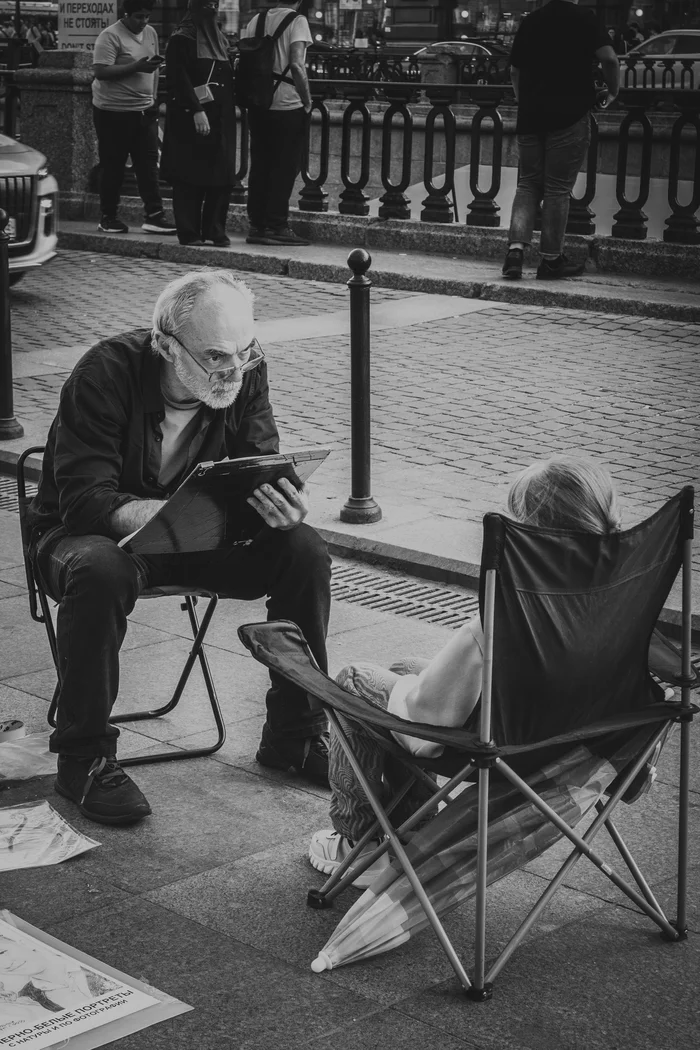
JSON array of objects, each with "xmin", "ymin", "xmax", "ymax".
[{"xmin": 27, "ymin": 270, "xmax": 331, "ymax": 825}]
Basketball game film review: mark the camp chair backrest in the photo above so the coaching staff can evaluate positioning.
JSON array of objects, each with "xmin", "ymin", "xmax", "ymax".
[{"xmin": 480, "ymin": 487, "xmax": 694, "ymax": 750}]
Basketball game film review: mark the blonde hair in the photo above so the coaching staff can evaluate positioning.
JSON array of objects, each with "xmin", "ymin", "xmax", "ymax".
[{"xmin": 507, "ymin": 456, "xmax": 621, "ymax": 534}]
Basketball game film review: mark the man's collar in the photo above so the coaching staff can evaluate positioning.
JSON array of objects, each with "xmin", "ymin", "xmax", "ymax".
[{"xmin": 142, "ymin": 338, "xmax": 165, "ymax": 413}]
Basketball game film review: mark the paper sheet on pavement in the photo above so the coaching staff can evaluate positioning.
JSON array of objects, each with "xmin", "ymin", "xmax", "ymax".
[
  {"xmin": 0, "ymin": 911, "xmax": 191, "ymax": 1049},
  {"xmin": 0, "ymin": 800, "xmax": 100, "ymax": 872}
]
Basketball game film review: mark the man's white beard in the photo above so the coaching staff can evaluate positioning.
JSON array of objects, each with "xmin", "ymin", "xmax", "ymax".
[{"xmin": 172, "ymin": 352, "xmax": 242, "ymax": 410}]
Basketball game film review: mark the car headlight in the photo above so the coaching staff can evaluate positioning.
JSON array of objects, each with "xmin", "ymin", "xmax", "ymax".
[{"xmin": 36, "ymin": 166, "xmax": 49, "ymax": 179}]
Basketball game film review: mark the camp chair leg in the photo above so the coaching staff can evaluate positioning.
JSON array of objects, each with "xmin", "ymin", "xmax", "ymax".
[
  {"xmin": 496, "ymin": 759, "xmax": 680, "ymax": 936},
  {"xmin": 675, "ymin": 716, "xmax": 692, "ymax": 937},
  {"xmin": 469, "ymin": 764, "xmax": 493, "ymax": 1001},
  {"xmin": 319, "ymin": 711, "xmax": 473, "ymax": 992},
  {"xmin": 596, "ymin": 801, "xmax": 667, "ymax": 915}
]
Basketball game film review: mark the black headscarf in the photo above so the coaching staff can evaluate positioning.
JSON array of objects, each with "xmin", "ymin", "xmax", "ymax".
[{"xmin": 173, "ymin": 0, "xmax": 229, "ymax": 62}]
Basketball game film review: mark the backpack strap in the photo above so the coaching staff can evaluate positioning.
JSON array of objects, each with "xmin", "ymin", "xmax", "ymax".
[
  {"xmin": 254, "ymin": 10, "xmax": 267, "ymax": 39},
  {"xmin": 270, "ymin": 11, "xmax": 301, "ymax": 93}
]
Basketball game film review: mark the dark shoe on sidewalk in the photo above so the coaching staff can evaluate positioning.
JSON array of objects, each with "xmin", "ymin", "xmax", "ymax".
[
  {"xmin": 142, "ymin": 213, "xmax": 177, "ymax": 234},
  {"xmin": 502, "ymin": 247, "xmax": 524, "ymax": 279},
  {"xmin": 536, "ymin": 254, "xmax": 585, "ymax": 280},
  {"xmin": 256, "ymin": 727, "xmax": 329, "ymax": 788},
  {"xmin": 246, "ymin": 227, "xmax": 270, "ymax": 245},
  {"xmin": 211, "ymin": 236, "xmax": 231, "ymax": 247},
  {"xmin": 55, "ymin": 755, "xmax": 152, "ymax": 825},
  {"xmin": 264, "ymin": 227, "xmax": 310, "ymax": 247},
  {"xmin": 178, "ymin": 238, "xmax": 206, "ymax": 247},
  {"xmin": 97, "ymin": 216, "xmax": 129, "ymax": 234}
]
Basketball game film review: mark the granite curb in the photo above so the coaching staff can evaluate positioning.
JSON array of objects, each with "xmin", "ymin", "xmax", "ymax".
[
  {"xmin": 56, "ymin": 227, "xmax": 700, "ymax": 323},
  {"xmin": 1, "ymin": 449, "xmax": 695, "ymax": 641}
]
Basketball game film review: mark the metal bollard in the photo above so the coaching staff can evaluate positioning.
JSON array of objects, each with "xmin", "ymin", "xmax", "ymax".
[
  {"xmin": 0, "ymin": 209, "xmax": 24, "ymax": 440},
  {"xmin": 340, "ymin": 248, "xmax": 381, "ymax": 524}
]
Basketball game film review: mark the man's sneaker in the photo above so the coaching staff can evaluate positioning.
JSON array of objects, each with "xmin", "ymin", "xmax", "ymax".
[
  {"xmin": 309, "ymin": 830, "xmax": 392, "ymax": 888},
  {"xmin": 211, "ymin": 235, "xmax": 231, "ymax": 247},
  {"xmin": 502, "ymin": 247, "xmax": 524, "ymax": 279},
  {"xmin": 142, "ymin": 213, "xmax": 177, "ymax": 234},
  {"xmin": 256, "ymin": 727, "xmax": 329, "ymax": 787},
  {"xmin": 55, "ymin": 755, "xmax": 151, "ymax": 825},
  {"xmin": 264, "ymin": 227, "xmax": 310, "ymax": 247},
  {"xmin": 536, "ymin": 254, "xmax": 586, "ymax": 280},
  {"xmin": 97, "ymin": 216, "xmax": 129, "ymax": 234},
  {"xmin": 246, "ymin": 227, "xmax": 271, "ymax": 245}
]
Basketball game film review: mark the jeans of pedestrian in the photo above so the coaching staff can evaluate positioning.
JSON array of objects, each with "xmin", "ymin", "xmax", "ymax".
[
  {"xmin": 92, "ymin": 106, "xmax": 164, "ymax": 220},
  {"xmin": 34, "ymin": 523, "xmax": 331, "ymax": 758},
  {"xmin": 329, "ymin": 661, "xmax": 437, "ymax": 842},
  {"xmin": 508, "ymin": 114, "xmax": 591, "ymax": 257},
  {"xmin": 171, "ymin": 181, "xmax": 231, "ymax": 243},
  {"xmin": 246, "ymin": 106, "xmax": 306, "ymax": 232}
]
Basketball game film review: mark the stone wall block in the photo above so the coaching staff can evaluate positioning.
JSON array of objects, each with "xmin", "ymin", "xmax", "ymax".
[{"xmin": 15, "ymin": 50, "xmax": 98, "ymax": 198}]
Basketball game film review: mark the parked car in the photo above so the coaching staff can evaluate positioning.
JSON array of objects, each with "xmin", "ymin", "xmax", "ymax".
[
  {"xmin": 0, "ymin": 132, "xmax": 58, "ymax": 286},
  {"xmin": 625, "ymin": 29, "xmax": 700, "ymax": 88},
  {"xmin": 414, "ymin": 40, "xmax": 510, "ymax": 85}
]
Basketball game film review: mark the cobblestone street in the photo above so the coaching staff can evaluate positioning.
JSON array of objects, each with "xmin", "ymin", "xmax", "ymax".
[{"xmin": 10, "ymin": 251, "xmax": 699, "ymax": 533}]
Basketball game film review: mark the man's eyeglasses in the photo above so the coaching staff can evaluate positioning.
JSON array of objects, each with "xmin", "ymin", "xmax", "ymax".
[{"xmin": 160, "ymin": 331, "xmax": 265, "ymax": 383}]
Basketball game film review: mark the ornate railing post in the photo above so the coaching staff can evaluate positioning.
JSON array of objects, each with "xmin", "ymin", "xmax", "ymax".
[
  {"xmin": 377, "ymin": 83, "xmax": 416, "ymax": 219},
  {"xmin": 338, "ymin": 85, "xmax": 373, "ymax": 216},
  {"xmin": 566, "ymin": 111, "xmax": 599, "ymax": 235},
  {"xmin": 420, "ymin": 85, "xmax": 457, "ymax": 223},
  {"xmin": 341, "ymin": 249, "xmax": 381, "ymax": 525},
  {"xmin": 611, "ymin": 90, "xmax": 655, "ymax": 239},
  {"xmin": 663, "ymin": 91, "xmax": 700, "ymax": 244},
  {"xmin": 0, "ymin": 210, "xmax": 23, "ymax": 440},
  {"xmin": 299, "ymin": 90, "xmax": 330, "ymax": 212},
  {"xmin": 230, "ymin": 106, "xmax": 248, "ymax": 205},
  {"xmin": 465, "ymin": 86, "xmax": 506, "ymax": 227}
]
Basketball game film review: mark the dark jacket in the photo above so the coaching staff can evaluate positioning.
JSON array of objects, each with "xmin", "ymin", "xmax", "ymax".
[
  {"xmin": 160, "ymin": 34, "xmax": 237, "ymax": 187},
  {"xmin": 28, "ymin": 329, "xmax": 279, "ymax": 537}
]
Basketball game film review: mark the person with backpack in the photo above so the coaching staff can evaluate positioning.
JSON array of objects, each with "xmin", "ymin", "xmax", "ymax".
[
  {"xmin": 160, "ymin": 0, "xmax": 236, "ymax": 246},
  {"xmin": 239, "ymin": 0, "xmax": 313, "ymax": 246}
]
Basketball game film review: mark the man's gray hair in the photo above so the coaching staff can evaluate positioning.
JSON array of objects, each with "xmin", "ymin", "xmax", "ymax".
[{"xmin": 151, "ymin": 270, "xmax": 255, "ymax": 354}]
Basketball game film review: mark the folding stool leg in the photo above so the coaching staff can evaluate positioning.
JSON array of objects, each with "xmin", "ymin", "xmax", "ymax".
[
  {"xmin": 316, "ymin": 710, "xmax": 473, "ymax": 992},
  {"xmin": 116, "ymin": 595, "xmax": 226, "ymax": 765},
  {"xmin": 676, "ymin": 529, "xmax": 694, "ymax": 936}
]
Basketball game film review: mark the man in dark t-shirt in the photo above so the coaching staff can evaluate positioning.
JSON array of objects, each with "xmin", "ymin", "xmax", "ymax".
[{"xmin": 502, "ymin": 0, "xmax": 619, "ymax": 280}]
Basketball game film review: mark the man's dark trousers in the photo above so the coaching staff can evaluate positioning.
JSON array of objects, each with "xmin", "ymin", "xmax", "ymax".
[
  {"xmin": 246, "ymin": 107, "xmax": 306, "ymax": 231},
  {"xmin": 35, "ymin": 523, "xmax": 331, "ymax": 757},
  {"xmin": 92, "ymin": 106, "xmax": 164, "ymax": 220}
]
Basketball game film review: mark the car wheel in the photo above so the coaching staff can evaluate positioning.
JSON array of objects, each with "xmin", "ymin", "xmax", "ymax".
[{"xmin": 8, "ymin": 272, "xmax": 24, "ymax": 287}]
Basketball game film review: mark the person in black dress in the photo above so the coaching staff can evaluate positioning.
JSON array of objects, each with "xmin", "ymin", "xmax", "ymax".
[{"xmin": 161, "ymin": 0, "xmax": 236, "ymax": 246}]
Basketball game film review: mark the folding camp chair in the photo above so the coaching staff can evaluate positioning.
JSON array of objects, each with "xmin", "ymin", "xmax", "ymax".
[
  {"xmin": 17, "ymin": 446, "xmax": 226, "ymax": 765},
  {"xmin": 239, "ymin": 485, "xmax": 697, "ymax": 997}
]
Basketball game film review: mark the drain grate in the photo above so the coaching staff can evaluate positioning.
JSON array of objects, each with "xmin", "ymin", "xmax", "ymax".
[
  {"xmin": 0, "ymin": 474, "xmax": 35, "ymax": 514},
  {"xmin": 331, "ymin": 563, "xmax": 479, "ymax": 629}
]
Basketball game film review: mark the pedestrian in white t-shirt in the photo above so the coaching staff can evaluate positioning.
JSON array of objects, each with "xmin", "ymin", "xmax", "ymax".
[
  {"xmin": 240, "ymin": 0, "xmax": 313, "ymax": 246},
  {"xmin": 92, "ymin": 0, "xmax": 176, "ymax": 235}
]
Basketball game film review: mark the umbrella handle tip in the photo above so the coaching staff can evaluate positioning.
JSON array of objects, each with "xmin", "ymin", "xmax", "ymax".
[{"xmin": 311, "ymin": 952, "xmax": 332, "ymax": 973}]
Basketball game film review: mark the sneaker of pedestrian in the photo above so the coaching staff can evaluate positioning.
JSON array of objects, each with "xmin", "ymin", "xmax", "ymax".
[
  {"xmin": 211, "ymin": 235, "xmax": 231, "ymax": 247},
  {"xmin": 55, "ymin": 755, "xmax": 151, "ymax": 825},
  {"xmin": 246, "ymin": 227, "xmax": 271, "ymax": 245},
  {"xmin": 502, "ymin": 246, "xmax": 524, "ymax": 279},
  {"xmin": 536, "ymin": 254, "xmax": 586, "ymax": 280},
  {"xmin": 264, "ymin": 226, "xmax": 310, "ymax": 247},
  {"xmin": 97, "ymin": 215, "xmax": 129, "ymax": 234},
  {"xmin": 142, "ymin": 213, "xmax": 177, "ymax": 235},
  {"xmin": 309, "ymin": 829, "xmax": 392, "ymax": 889},
  {"xmin": 256, "ymin": 726, "xmax": 329, "ymax": 788}
]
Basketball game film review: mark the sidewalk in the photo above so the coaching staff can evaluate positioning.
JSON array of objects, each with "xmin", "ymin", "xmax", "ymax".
[
  {"xmin": 58, "ymin": 219, "xmax": 700, "ymax": 322},
  {"xmin": 2, "ymin": 244, "xmax": 698, "ymax": 628},
  {"xmin": 0, "ymin": 246, "xmax": 699, "ymax": 1050}
]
